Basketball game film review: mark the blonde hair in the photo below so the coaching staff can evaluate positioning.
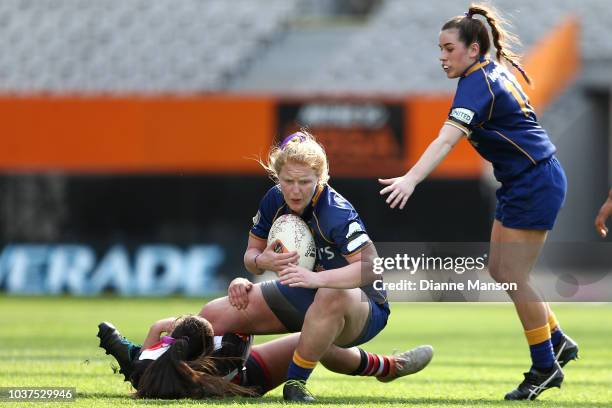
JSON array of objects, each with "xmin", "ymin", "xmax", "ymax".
[{"xmin": 261, "ymin": 130, "xmax": 330, "ymax": 186}]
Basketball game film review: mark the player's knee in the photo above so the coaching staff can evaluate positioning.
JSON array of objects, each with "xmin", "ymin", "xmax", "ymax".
[
  {"xmin": 199, "ymin": 300, "xmax": 222, "ymax": 326},
  {"xmin": 313, "ymin": 288, "xmax": 351, "ymax": 316},
  {"xmin": 489, "ymin": 265, "xmax": 513, "ymax": 284}
]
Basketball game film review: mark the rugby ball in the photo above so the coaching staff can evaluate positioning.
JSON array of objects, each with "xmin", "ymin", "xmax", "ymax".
[{"xmin": 267, "ymin": 214, "xmax": 316, "ymax": 272}]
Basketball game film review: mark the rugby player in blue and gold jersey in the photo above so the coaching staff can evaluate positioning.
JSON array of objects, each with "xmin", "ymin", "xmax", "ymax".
[
  {"xmin": 244, "ymin": 131, "xmax": 392, "ymax": 401},
  {"xmin": 97, "ymin": 131, "xmax": 433, "ymax": 401},
  {"xmin": 379, "ymin": 3, "xmax": 578, "ymax": 401}
]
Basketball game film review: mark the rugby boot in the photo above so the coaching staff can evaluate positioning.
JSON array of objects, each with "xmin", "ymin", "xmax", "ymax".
[
  {"xmin": 554, "ymin": 334, "xmax": 579, "ymax": 368},
  {"xmin": 377, "ymin": 345, "xmax": 434, "ymax": 382},
  {"xmin": 504, "ymin": 361, "xmax": 564, "ymax": 400},
  {"xmin": 97, "ymin": 322, "xmax": 140, "ymax": 381},
  {"xmin": 283, "ymin": 380, "xmax": 316, "ymax": 403}
]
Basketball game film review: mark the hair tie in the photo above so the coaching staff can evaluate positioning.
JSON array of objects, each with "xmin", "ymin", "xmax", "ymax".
[
  {"xmin": 161, "ymin": 335, "xmax": 176, "ymax": 345},
  {"xmin": 464, "ymin": 11, "xmax": 473, "ymax": 18},
  {"xmin": 280, "ymin": 132, "xmax": 306, "ymax": 149}
]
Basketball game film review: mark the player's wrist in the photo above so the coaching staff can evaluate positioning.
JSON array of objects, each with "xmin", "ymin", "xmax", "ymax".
[
  {"xmin": 404, "ymin": 171, "xmax": 420, "ymax": 185},
  {"xmin": 316, "ymin": 269, "xmax": 331, "ymax": 288},
  {"xmin": 253, "ymin": 253, "xmax": 264, "ymax": 275}
]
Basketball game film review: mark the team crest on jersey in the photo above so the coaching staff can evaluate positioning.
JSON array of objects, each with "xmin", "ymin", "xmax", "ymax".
[
  {"xmin": 252, "ymin": 211, "xmax": 261, "ymax": 226},
  {"xmin": 450, "ymin": 107, "xmax": 475, "ymax": 125}
]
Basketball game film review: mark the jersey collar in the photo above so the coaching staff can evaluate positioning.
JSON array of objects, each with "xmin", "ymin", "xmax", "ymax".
[
  {"xmin": 462, "ymin": 56, "xmax": 489, "ymax": 77},
  {"xmin": 311, "ymin": 184, "xmax": 325, "ymax": 207}
]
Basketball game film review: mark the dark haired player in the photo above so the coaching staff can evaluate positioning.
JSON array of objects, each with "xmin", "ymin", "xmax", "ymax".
[{"xmin": 379, "ymin": 4, "xmax": 578, "ymax": 401}]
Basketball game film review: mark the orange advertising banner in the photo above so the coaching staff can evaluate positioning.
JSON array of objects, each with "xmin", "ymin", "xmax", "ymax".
[{"xmin": 0, "ymin": 96, "xmax": 274, "ymax": 174}]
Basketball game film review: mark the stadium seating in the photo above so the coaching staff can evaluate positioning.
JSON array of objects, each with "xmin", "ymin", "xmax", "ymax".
[
  {"xmin": 304, "ymin": 0, "xmax": 612, "ymax": 93},
  {"xmin": 0, "ymin": 0, "xmax": 300, "ymax": 93},
  {"xmin": 0, "ymin": 0, "xmax": 610, "ymax": 93}
]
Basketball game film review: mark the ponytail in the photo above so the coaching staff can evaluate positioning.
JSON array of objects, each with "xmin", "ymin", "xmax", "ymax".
[
  {"xmin": 135, "ymin": 316, "xmax": 256, "ymax": 399},
  {"xmin": 468, "ymin": 4, "xmax": 532, "ymax": 85},
  {"xmin": 443, "ymin": 3, "xmax": 532, "ymax": 85}
]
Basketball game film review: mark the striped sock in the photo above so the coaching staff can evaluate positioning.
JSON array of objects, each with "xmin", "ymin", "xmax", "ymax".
[
  {"xmin": 349, "ymin": 348, "xmax": 392, "ymax": 378},
  {"xmin": 286, "ymin": 351, "xmax": 317, "ymax": 382},
  {"xmin": 525, "ymin": 323, "xmax": 555, "ymax": 370},
  {"xmin": 548, "ymin": 312, "xmax": 565, "ymax": 347}
]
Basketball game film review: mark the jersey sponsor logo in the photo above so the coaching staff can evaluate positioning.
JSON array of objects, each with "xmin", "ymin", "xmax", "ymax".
[
  {"xmin": 318, "ymin": 246, "xmax": 335, "ymax": 260},
  {"xmin": 450, "ymin": 108, "xmax": 475, "ymax": 125},
  {"xmin": 346, "ymin": 221, "xmax": 364, "ymax": 239},
  {"xmin": 252, "ymin": 211, "xmax": 261, "ymax": 226},
  {"xmin": 347, "ymin": 233, "xmax": 369, "ymax": 252}
]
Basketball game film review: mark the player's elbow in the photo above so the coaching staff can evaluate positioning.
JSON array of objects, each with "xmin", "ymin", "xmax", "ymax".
[
  {"xmin": 242, "ymin": 251, "xmax": 250, "ymax": 271},
  {"xmin": 437, "ymin": 125, "xmax": 464, "ymax": 148},
  {"xmin": 149, "ymin": 318, "xmax": 174, "ymax": 335},
  {"xmin": 359, "ymin": 244, "xmax": 379, "ymax": 285},
  {"xmin": 434, "ymin": 135, "xmax": 458, "ymax": 154}
]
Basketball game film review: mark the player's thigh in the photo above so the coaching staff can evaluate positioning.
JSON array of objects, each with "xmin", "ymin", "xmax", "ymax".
[
  {"xmin": 199, "ymin": 283, "xmax": 287, "ymax": 335},
  {"xmin": 489, "ymin": 223, "xmax": 547, "ymax": 283}
]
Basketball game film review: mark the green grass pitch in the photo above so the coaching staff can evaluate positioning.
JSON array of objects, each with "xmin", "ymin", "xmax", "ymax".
[{"xmin": 1, "ymin": 296, "xmax": 611, "ymax": 407}]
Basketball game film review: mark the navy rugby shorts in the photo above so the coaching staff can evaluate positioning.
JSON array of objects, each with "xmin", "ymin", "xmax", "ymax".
[
  {"xmin": 495, "ymin": 155, "xmax": 567, "ymax": 230},
  {"xmin": 260, "ymin": 280, "xmax": 389, "ymax": 347}
]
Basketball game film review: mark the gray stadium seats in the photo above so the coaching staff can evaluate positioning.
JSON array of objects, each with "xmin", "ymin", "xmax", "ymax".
[
  {"xmin": 0, "ymin": 0, "xmax": 609, "ymax": 93},
  {"xmin": 303, "ymin": 0, "xmax": 612, "ymax": 93},
  {"xmin": 0, "ymin": 0, "xmax": 300, "ymax": 93}
]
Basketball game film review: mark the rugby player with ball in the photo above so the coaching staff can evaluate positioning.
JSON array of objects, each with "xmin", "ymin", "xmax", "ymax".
[{"xmin": 98, "ymin": 131, "xmax": 433, "ymax": 401}]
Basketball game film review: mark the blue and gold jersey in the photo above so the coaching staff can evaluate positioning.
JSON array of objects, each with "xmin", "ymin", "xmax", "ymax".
[
  {"xmin": 250, "ymin": 184, "xmax": 386, "ymax": 304},
  {"xmin": 445, "ymin": 57, "xmax": 556, "ymax": 182}
]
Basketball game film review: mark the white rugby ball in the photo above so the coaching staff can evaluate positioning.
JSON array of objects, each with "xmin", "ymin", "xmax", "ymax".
[{"xmin": 267, "ymin": 214, "xmax": 316, "ymax": 272}]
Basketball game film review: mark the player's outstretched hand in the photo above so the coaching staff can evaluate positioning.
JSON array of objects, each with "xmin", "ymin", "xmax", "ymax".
[
  {"xmin": 595, "ymin": 192, "xmax": 612, "ymax": 238},
  {"xmin": 257, "ymin": 239, "xmax": 300, "ymax": 274},
  {"xmin": 228, "ymin": 277, "xmax": 253, "ymax": 310},
  {"xmin": 279, "ymin": 263, "xmax": 322, "ymax": 289},
  {"xmin": 379, "ymin": 175, "xmax": 417, "ymax": 210}
]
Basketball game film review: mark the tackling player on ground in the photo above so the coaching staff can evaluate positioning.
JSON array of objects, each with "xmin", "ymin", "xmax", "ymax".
[{"xmin": 97, "ymin": 306, "xmax": 432, "ymax": 398}]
